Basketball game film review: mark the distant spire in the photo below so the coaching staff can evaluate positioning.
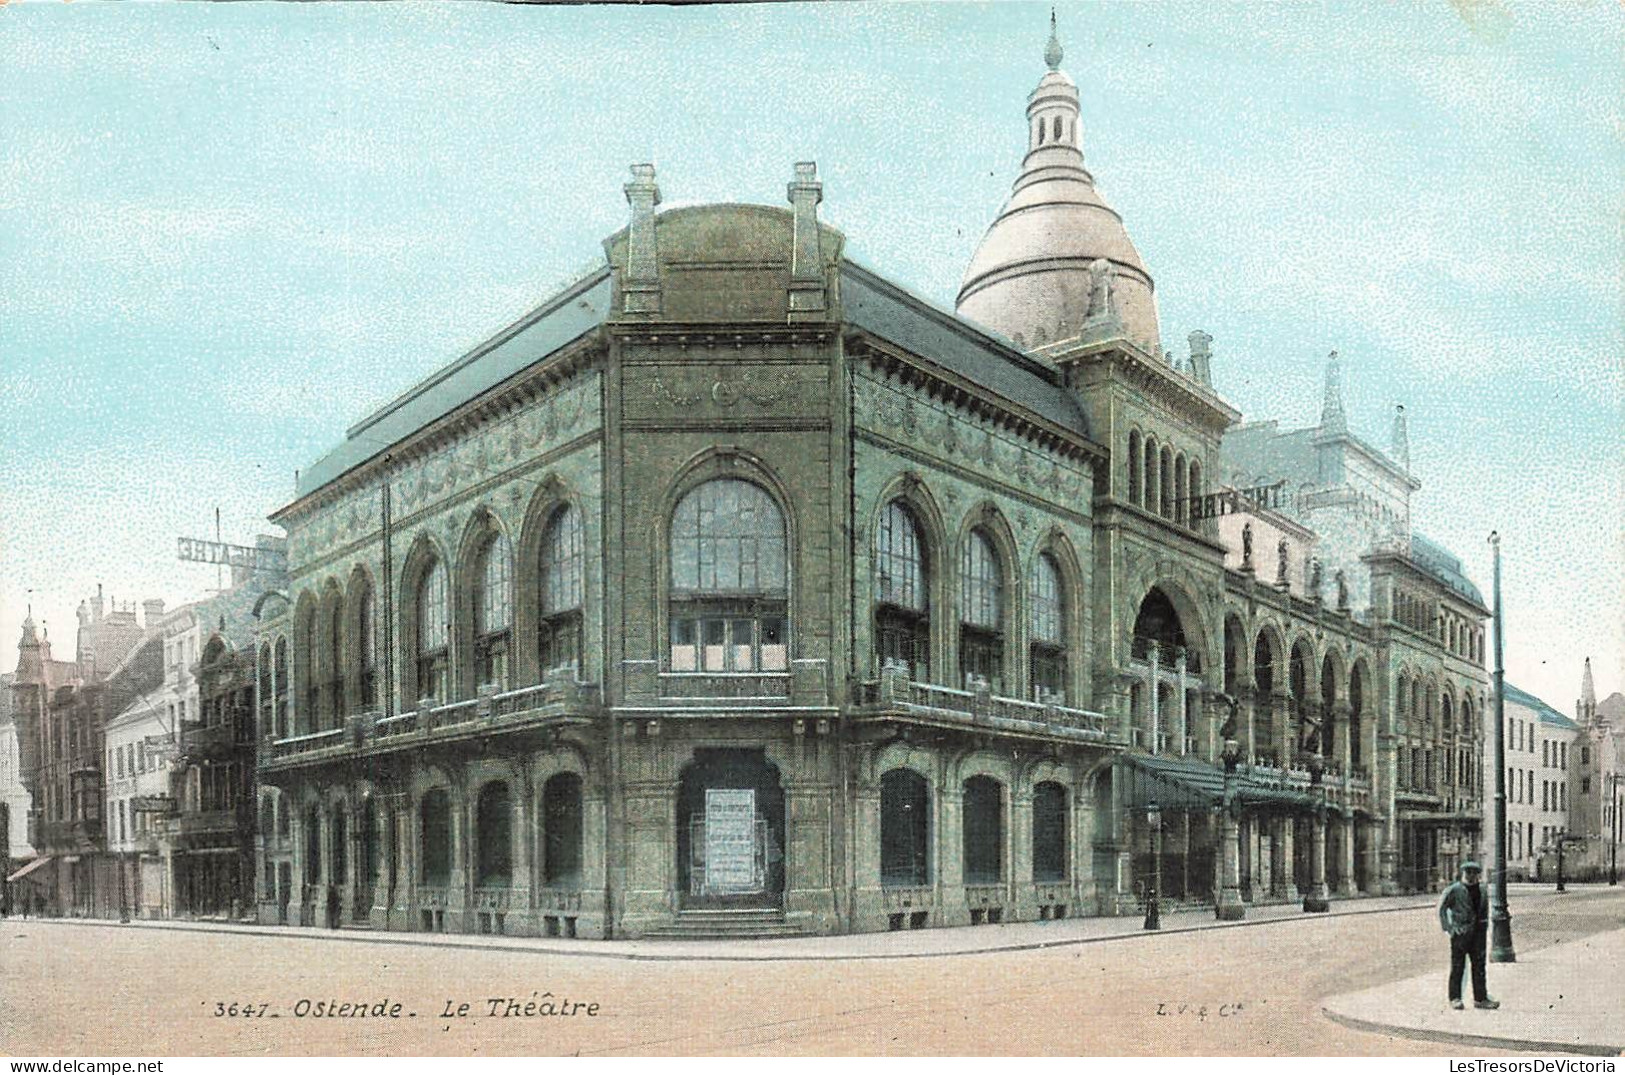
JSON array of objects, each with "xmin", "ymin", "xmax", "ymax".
[
  {"xmin": 1321, "ymin": 350, "xmax": 1347, "ymax": 432},
  {"xmin": 1391, "ymin": 404, "xmax": 1410, "ymax": 470},
  {"xmin": 1581, "ymin": 656, "xmax": 1597, "ymax": 714},
  {"xmin": 1045, "ymin": 9, "xmax": 1063, "ymax": 71}
]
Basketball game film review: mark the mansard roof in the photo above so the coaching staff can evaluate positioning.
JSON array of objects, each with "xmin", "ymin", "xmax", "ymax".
[{"xmin": 1410, "ymin": 533, "xmax": 1486, "ymax": 608}]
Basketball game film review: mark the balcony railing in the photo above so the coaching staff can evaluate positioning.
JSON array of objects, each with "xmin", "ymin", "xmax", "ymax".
[
  {"xmin": 854, "ymin": 670, "xmax": 1118, "ymax": 745},
  {"xmin": 263, "ymin": 676, "xmax": 600, "ymax": 768}
]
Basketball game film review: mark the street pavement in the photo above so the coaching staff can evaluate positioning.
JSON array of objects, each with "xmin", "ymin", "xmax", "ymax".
[{"xmin": 2, "ymin": 884, "xmax": 1619, "ymax": 1055}]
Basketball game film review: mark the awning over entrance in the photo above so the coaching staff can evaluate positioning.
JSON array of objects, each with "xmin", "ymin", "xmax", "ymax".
[
  {"xmin": 1120, "ymin": 754, "xmax": 1317, "ymax": 812},
  {"xmin": 5, "ymin": 856, "xmax": 53, "ymax": 883}
]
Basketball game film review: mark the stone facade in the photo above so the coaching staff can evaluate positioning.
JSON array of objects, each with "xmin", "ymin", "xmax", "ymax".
[{"xmin": 252, "ymin": 27, "xmax": 1492, "ymax": 940}]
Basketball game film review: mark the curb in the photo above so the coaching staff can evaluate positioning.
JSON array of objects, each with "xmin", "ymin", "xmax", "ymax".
[
  {"xmin": 1321, "ymin": 1005, "xmax": 1624, "ymax": 1058},
  {"xmin": 14, "ymin": 898, "xmax": 1437, "ymax": 964}
]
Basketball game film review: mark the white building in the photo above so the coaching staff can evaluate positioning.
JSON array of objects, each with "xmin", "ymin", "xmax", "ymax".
[
  {"xmin": 1494, "ymin": 682, "xmax": 1576, "ymax": 880},
  {"xmin": 0, "ymin": 671, "xmax": 35, "ymax": 864}
]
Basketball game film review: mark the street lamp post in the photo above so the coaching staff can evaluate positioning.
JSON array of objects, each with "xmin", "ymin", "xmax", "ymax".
[
  {"xmin": 1608, "ymin": 773, "xmax": 1621, "ymax": 887},
  {"xmin": 1488, "ymin": 531, "xmax": 1515, "ymax": 963},
  {"xmin": 1217, "ymin": 735, "xmax": 1246, "ymax": 921},
  {"xmin": 1144, "ymin": 801, "xmax": 1162, "ymax": 931},
  {"xmin": 1303, "ymin": 751, "xmax": 1330, "ymax": 912},
  {"xmin": 1555, "ymin": 830, "xmax": 1568, "ymax": 893}
]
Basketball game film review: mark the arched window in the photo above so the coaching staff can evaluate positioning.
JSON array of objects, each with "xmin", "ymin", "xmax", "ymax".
[
  {"xmin": 542, "ymin": 772, "xmax": 584, "ymax": 887},
  {"xmin": 1051, "ymin": 115, "xmax": 1062, "ymax": 141},
  {"xmin": 356, "ymin": 583, "xmax": 377, "ymax": 709},
  {"xmin": 300, "ymin": 602, "xmax": 320, "ymax": 732},
  {"xmin": 1188, "ymin": 460, "xmax": 1203, "ymax": 526},
  {"xmin": 1028, "ymin": 552, "xmax": 1066, "ymax": 702},
  {"xmin": 1034, "ymin": 118, "xmax": 1043, "ymax": 145},
  {"xmin": 875, "ymin": 499, "xmax": 929, "ymax": 679},
  {"xmin": 330, "ymin": 808, "xmax": 348, "ymax": 887},
  {"xmin": 420, "ymin": 789, "xmax": 452, "ymax": 887},
  {"xmin": 1160, "ymin": 446, "xmax": 1174, "ymax": 517},
  {"xmin": 258, "ymin": 643, "xmax": 274, "ymax": 739},
  {"xmin": 415, "ymin": 559, "xmax": 449, "ymax": 703},
  {"xmin": 474, "ymin": 533, "xmax": 512, "ymax": 689},
  {"xmin": 1173, "ymin": 453, "xmax": 1188, "ymax": 525},
  {"xmin": 1127, "ymin": 429, "xmax": 1142, "ymax": 506},
  {"xmin": 962, "ymin": 775, "xmax": 1003, "ymax": 884},
  {"xmin": 959, "ymin": 529, "xmax": 1004, "ymax": 690},
  {"xmin": 273, "ymin": 638, "xmax": 289, "ymax": 739},
  {"xmin": 328, "ymin": 595, "xmax": 345, "ymax": 724},
  {"xmin": 669, "ymin": 479, "xmax": 788, "ymax": 673},
  {"xmin": 1144, "ymin": 437, "xmax": 1160, "ymax": 517},
  {"xmin": 880, "ymin": 768, "xmax": 929, "ymax": 887},
  {"xmin": 539, "ymin": 505, "xmax": 585, "ymax": 677},
  {"xmin": 475, "ymin": 782, "xmax": 512, "ymax": 887},
  {"xmin": 1032, "ymin": 780, "xmax": 1068, "ymax": 882}
]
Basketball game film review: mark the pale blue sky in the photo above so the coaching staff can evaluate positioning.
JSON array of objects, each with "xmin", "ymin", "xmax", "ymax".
[{"xmin": 1, "ymin": 1, "xmax": 1619, "ymax": 709}]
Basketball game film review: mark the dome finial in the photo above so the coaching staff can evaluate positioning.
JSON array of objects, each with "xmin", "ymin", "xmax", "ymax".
[{"xmin": 1045, "ymin": 9, "xmax": 1063, "ymax": 71}]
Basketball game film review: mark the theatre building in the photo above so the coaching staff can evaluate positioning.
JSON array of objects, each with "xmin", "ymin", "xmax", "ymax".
[{"xmin": 254, "ymin": 24, "xmax": 1486, "ymax": 938}]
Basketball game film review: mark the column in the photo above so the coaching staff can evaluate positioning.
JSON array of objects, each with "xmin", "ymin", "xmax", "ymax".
[
  {"xmin": 1174, "ymin": 649, "xmax": 1189, "ymax": 754},
  {"xmin": 1338, "ymin": 815, "xmax": 1357, "ymax": 896},
  {"xmin": 1276, "ymin": 815, "xmax": 1299, "ymax": 901},
  {"xmin": 1148, "ymin": 644, "xmax": 1161, "ymax": 754},
  {"xmin": 1378, "ymin": 732, "xmax": 1400, "ymax": 895},
  {"xmin": 1217, "ymin": 773, "xmax": 1245, "ymax": 920},
  {"xmin": 1304, "ymin": 806, "xmax": 1329, "ymax": 912}
]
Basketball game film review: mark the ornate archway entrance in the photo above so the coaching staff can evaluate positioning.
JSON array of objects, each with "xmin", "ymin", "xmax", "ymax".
[{"xmin": 676, "ymin": 748, "xmax": 786, "ymax": 910}]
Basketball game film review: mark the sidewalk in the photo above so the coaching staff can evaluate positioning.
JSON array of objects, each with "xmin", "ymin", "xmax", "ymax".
[
  {"xmin": 1322, "ymin": 928, "xmax": 1625, "ymax": 1056},
  {"xmin": 16, "ymin": 890, "xmax": 1440, "ymax": 963}
]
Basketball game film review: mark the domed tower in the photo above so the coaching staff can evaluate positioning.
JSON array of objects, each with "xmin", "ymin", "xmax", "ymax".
[{"xmin": 957, "ymin": 15, "xmax": 1161, "ymax": 356}]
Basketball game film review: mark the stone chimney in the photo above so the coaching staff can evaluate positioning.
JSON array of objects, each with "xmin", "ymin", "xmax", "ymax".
[
  {"xmin": 1391, "ymin": 404, "xmax": 1410, "ymax": 470},
  {"xmin": 143, "ymin": 598, "xmax": 166, "ymax": 627},
  {"xmin": 621, "ymin": 163, "xmax": 662, "ymax": 316},
  {"xmin": 787, "ymin": 161, "xmax": 827, "ymax": 318}
]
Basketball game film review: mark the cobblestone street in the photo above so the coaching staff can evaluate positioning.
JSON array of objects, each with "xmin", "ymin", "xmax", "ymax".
[{"xmin": 3, "ymin": 886, "xmax": 1618, "ymax": 1056}]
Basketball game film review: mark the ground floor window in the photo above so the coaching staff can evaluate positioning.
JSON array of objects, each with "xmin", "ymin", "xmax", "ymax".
[
  {"xmin": 543, "ymin": 772, "xmax": 584, "ymax": 887},
  {"xmin": 476, "ymin": 782, "xmax": 512, "ymax": 886},
  {"xmin": 881, "ymin": 768, "xmax": 930, "ymax": 887},
  {"xmin": 1032, "ymin": 781, "xmax": 1068, "ymax": 882},
  {"xmin": 962, "ymin": 776, "xmax": 1003, "ymax": 884},
  {"xmin": 420, "ymin": 789, "xmax": 452, "ymax": 886}
]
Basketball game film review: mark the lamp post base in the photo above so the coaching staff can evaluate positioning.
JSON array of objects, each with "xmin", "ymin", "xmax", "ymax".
[{"xmin": 1491, "ymin": 913, "xmax": 1516, "ymax": 963}]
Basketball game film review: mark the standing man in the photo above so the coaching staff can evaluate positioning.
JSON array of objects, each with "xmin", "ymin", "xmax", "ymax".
[{"xmin": 1438, "ymin": 861, "xmax": 1500, "ymax": 1010}]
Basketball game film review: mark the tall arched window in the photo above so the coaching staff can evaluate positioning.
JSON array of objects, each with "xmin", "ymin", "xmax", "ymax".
[
  {"xmin": 880, "ymin": 768, "xmax": 930, "ymax": 886},
  {"xmin": 416, "ymin": 559, "xmax": 449, "ymax": 703},
  {"xmin": 1144, "ymin": 437, "xmax": 1160, "ymax": 517},
  {"xmin": 1159, "ymin": 445, "xmax": 1174, "ymax": 517},
  {"xmin": 420, "ymin": 789, "xmax": 452, "ymax": 887},
  {"xmin": 303, "ymin": 804, "xmax": 322, "ymax": 887},
  {"xmin": 959, "ymin": 529, "xmax": 1004, "ymax": 690},
  {"xmin": 1188, "ymin": 459, "xmax": 1203, "ymax": 524},
  {"xmin": 1028, "ymin": 552, "xmax": 1066, "ymax": 702},
  {"xmin": 273, "ymin": 639, "xmax": 288, "ymax": 738},
  {"xmin": 1127, "ymin": 429, "xmax": 1142, "ymax": 506},
  {"xmin": 1173, "ymin": 453, "xmax": 1188, "ymax": 525},
  {"xmin": 1032, "ymin": 780, "xmax": 1068, "ymax": 882},
  {"xmin": 300, "ymin": 602, "xmax": 320, "ymax": 733},
  {"xmin": 876, "ymin": 500, "xmax": 930, "ymax": 679},
  {"xmin": 328, "ymin": 595, "xmax": 345, "ymax": 724},
  {"xmin": 542, "ymin": 772, "xmax": 584, "ymax": 887},
  {"xmin": 474, "ymin": 533, "xmax": 512, "ymax": 689},
  {"xmin": 962, "ymin": 775, "xmax": 1003, "ymax": 884},
  {"xmin": 356, "ymin": 583, "xmax": 377, "ymax": 709},
  {"xmin": 539, "ymin": 505, "xmax": 585, "ymax": 677},
  {"xmin": 475, "ymin": 782, "xmax": 512, "ymax": 887},
  {"xmin": 669, "ymin": 479, "xmax": 788, "ymax": 673},
  {"xmin": 258, "ymin": 643, "xmax": 274, "ymax": 738}
]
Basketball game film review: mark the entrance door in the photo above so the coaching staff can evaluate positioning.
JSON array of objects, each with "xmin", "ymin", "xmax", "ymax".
[
  {"xmin": 356, "ymin": 801, "xmax": 378, "ymax": 924},
  {"xmin": 676, "ymin": 748, "xmax": 786, "ymax": 910}
]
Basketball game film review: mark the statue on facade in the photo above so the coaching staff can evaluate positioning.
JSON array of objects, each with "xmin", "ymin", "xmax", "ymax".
[
  {"xmin": 1086, "ymin": 257, "xmax": 1116, "ymax": 322},
  {"xmin": 1310, "ymin": 558, "xmax": 1323, "ymax": 597},
  {"xmin": 1336, "ymin": 570, "xmax": 1348, "ymax": 609},
  {"xmin": 1241, "ymin": 522, "xmax": 1254, "ymax": 569},
  {"xmin": 1277, "ymin": 538, "xmax": 1290, "ymax": 585}
]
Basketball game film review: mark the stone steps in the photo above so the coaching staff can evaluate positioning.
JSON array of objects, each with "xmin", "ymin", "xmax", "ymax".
[{"xmin": 641, "ymin": 908, "xmax": 807, "ymax": 940}]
